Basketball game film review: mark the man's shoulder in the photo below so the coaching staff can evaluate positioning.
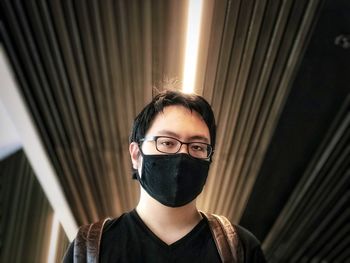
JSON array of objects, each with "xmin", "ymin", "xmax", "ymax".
[
  {"xmin": 201, "ymin": 212, "xmax": 261, "ymax": 247},
  {"xmin": 101, "ymin": 211, "xmax": 133, "ymax": 238},
  {"xmin": 62, "ymin": 213, "xmax": 129, "ymax": 263},
  {"xmin": 233, "ymin": 224, "xmax": 266, "ymax": 263},
  {"xmin": 202, "ymin": 212, "xmax": 266, "ymax": 262},
  {"xmin": 103, "ymin": 213, "xmax": 126, "ymax": 232},
  {"xmin": 234, "ymin": 224, "xmax": 261, "ymax": 248}
]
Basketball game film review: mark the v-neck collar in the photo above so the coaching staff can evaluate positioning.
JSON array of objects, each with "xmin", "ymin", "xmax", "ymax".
[{"xmin": 130, "ymin": 209, "xmax": 206, "ymax": 249}]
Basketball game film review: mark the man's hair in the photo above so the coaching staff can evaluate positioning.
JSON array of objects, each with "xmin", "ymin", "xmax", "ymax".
[{"xmin": 130, "ymin": 90, "xmax": 216, "ymax": 148}]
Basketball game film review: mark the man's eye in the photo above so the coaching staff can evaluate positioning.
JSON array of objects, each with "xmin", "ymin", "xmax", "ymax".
[
  {"xmin": 191, "ymin": 144, "xmax": 205, "ymax": 152},
  {"xmin": 159, "ymin": 140, "xmax": 176, "ymax": 147},
  {"xmin": 162, "ymin": 141, "xmax": 173, "ymax": 146}
]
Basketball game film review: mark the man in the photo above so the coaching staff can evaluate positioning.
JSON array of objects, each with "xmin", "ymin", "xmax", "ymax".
[{"xmin": 63, "ymin": 90, "xmax": 266, "ymax": 262}]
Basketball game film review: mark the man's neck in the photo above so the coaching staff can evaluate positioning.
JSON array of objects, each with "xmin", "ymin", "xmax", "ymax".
[{"xmin": 135, "ymin": 189, "xmax": 202, "ymax": 244}]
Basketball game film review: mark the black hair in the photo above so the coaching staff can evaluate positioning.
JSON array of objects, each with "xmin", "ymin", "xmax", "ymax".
[{"xmin": 129, "ymin": 90, "xmax": 216, "ymax": 178}]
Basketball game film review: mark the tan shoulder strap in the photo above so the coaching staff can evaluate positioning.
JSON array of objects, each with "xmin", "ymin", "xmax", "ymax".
[
  {"xmin": 201, "ymin": 212, "xmax": 244, "ymax": 263},
  {"xmin": 74, "ymin": 218, "xmax": 110, "ymax": 263},
  {"xmin": 74, "ymin": 214, "xmax": 242, "ymax": 262}
]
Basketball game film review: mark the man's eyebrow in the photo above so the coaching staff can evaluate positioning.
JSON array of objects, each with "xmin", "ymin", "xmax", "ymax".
[
  {"xmin": 157, "ymin": 130, "xmax": 210, "ymax": 143},
  {"xmin": 188, "ymin": 135, "xmax": 210, "ymax": 143}
]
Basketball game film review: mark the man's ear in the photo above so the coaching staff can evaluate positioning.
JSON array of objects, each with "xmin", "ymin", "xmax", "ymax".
[{"xmin": 129, "ymin": 142, "xmax": 141, "ymax": 169}]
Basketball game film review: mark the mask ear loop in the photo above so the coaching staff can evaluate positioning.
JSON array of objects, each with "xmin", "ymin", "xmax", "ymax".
[
  {"xmin": 208, "ymin": 149, "xmax": 214, "ymax": 163},
  {"xmin": 132, "ymin": 142, "xmax": 144, "ymax": 180},
  {"xmin": 134, "ymin": 150, "xmax": 149, "ymax": 194}
]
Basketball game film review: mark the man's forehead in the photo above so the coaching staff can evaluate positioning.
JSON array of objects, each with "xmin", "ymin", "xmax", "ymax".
[{"xmin": 146, "ymin": 105, "xmax": 210, "ymax": 142}]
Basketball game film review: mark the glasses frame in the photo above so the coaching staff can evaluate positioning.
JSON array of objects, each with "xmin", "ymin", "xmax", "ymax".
[{"xmin": 138, "ymin": 135, "xmax": 213, "ymax": 160}]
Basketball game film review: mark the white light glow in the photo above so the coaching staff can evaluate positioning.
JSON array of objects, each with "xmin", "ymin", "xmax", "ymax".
[
  {"xmin": 47, "ymin": 214, "xmax": 60, "ymax": 263},
  {"xmin": 0, "ymin": 45, "xmax": 78, "ymax": 241},
  {"xmin": 183, "ymin": 0, "xmax": 203, "ymax": 93},
  {"xmin": 0, "ymin": 100, "xmax": 22, "ymax": 160}
]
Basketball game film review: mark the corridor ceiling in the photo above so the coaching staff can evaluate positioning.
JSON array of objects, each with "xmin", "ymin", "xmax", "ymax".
[{"xmin": 1, "ymin": 0, "xmax": 349, "ymax": 262}]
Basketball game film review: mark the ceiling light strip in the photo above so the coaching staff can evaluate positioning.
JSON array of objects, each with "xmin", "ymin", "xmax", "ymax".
[{"xmin": 182, "ymin": 0, "xmax": 203, "ymax": 93}]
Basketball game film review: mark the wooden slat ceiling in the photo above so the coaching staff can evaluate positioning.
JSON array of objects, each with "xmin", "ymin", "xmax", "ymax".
[
  {"xmin": 198, "ymin": 0, "xmax": 321, "ymax": 219},
  {"xmin": 1, "ymin": 0, "xmax": 349, "ymax": 261},
  {"xmin": 1, "ymin": 0, "xmax": 192, "ymax": 223},
  {"xmin": 0, "ymin": 0, "xmax": 319, "ymax": 223}
]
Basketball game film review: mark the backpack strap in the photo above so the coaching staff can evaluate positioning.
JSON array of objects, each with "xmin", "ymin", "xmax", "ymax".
[
  {"xmin": 73, "ymin": 214, "xmax": 243, "ymax": 263},
  {"xmin": 74, "ymin": 218, "xmax": 110, "ymax": 263},
  {"xmin": 201, "ymin": 212, "xmax": 244, "ymax": 263}
]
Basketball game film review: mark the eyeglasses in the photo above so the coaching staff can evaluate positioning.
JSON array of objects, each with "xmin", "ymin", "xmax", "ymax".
[{"xmin": 139, "ymin": 136, "xmax": 213, "ymax": 160}]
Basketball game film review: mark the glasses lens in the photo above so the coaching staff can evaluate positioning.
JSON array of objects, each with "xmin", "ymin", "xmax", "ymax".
[
  {"xmin": 153, "ymin": 136, "xmax": 212, "ymax": 159},
  {"xmin": 156, "ymin": 137, "xmax": 181, "ymax": 153},
  {"xmin": 188, "ymin": 143, "xmax": 211, "ymax": 159}
]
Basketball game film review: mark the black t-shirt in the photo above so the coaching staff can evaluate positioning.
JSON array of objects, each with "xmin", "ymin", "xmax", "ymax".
[{"xmin": 63, "ymin": 210, "xmax": 266, "ymax": 263}]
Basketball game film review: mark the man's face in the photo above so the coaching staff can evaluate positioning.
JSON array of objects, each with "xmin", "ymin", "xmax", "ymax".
[{"xmin": 130, "ymin": 105, "xmax": 210, "ymax": 172}]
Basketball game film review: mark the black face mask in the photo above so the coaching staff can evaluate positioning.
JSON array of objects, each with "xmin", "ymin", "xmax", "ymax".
[{"xmin": 136, "ymin": 153, "xmax": 210, "ymax": 207}]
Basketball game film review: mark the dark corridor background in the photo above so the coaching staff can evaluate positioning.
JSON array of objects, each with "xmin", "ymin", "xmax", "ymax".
[{"xmin": 0, "ymin": 0, "xmax": 349, "ymax": 262}]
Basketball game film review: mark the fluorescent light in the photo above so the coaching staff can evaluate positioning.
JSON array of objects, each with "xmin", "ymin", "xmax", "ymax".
[
  {"xmin": 47, "ymin": 213, "xmax": 60, "ymax": 263},
  {"xmin": 0, "ymin": 45, "xmax": 78, "ymax": 241},
  {"xmin": 183, "ymin": 0, "xmax": 203, "ymax": 93}
]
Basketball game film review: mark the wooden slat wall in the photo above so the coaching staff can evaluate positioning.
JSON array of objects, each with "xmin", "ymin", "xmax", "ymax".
[
  {"xmin": 0, "ymin": 150, "xmax": 69, "ymax": 262},
  {"xmin": 55, "ymin": 224, "xmax": 70, "ymax": 262}
]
